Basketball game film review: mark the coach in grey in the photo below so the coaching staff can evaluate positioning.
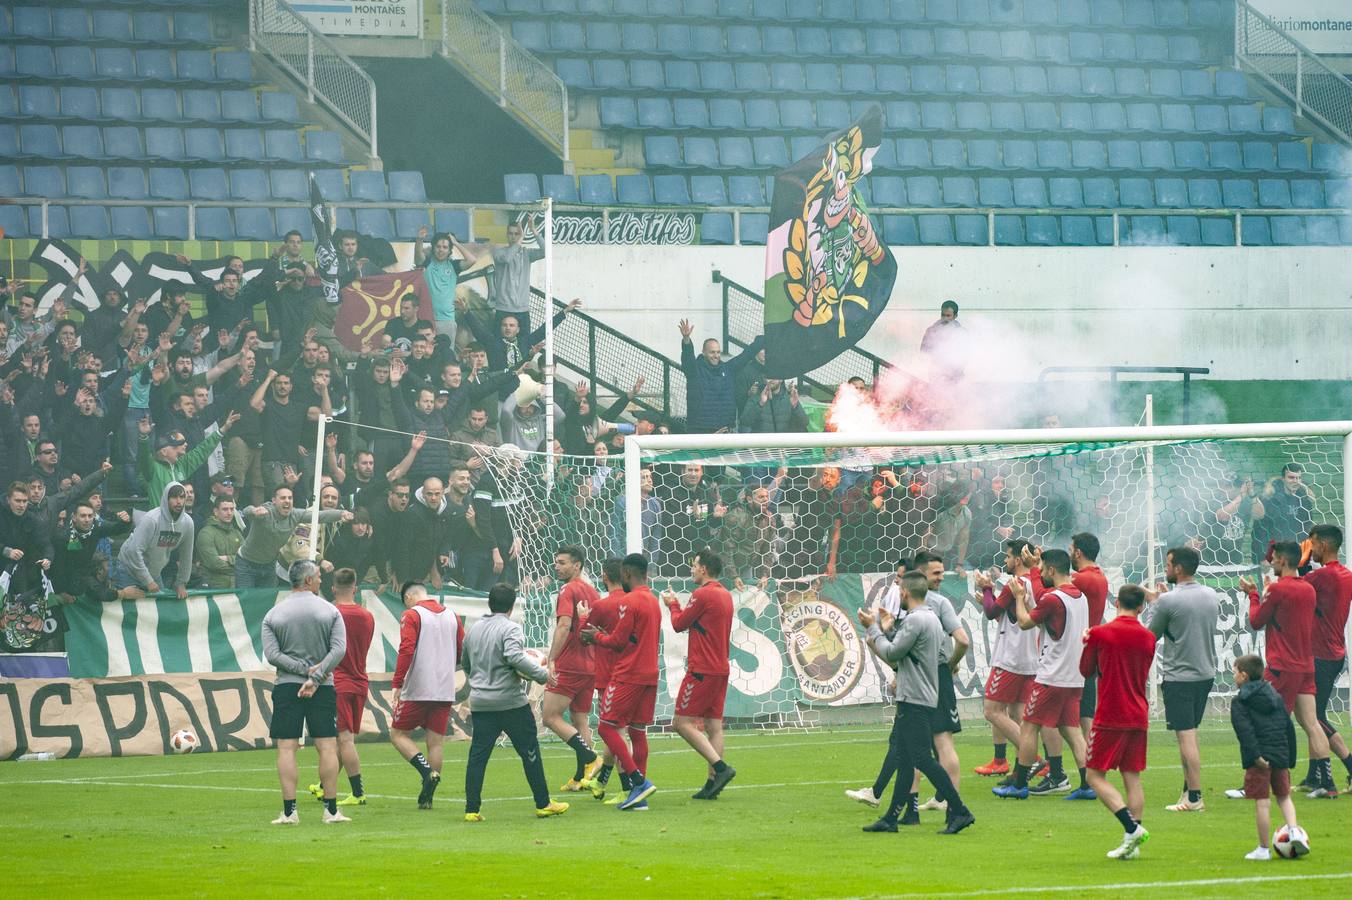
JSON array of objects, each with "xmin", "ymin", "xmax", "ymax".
[
  {"xmin": 1144, "ymin": 546, "xmax": 1220, "ymax": 813},
  {"xmin": 461, "ymin": 582, "xmax": 563, "ymax": 819},
  {"xmin": 262, "ymin": 559, "xmax": 348, "ymax": 825},
  {"xmin": 858, "ymin": 570, "xmax": 975, "ymax": 836}
]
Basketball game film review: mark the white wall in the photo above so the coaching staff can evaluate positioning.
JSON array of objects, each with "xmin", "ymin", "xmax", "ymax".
[{"xmin": 541, "ymin": 245, "xmax": 1352, "ymax": 381}]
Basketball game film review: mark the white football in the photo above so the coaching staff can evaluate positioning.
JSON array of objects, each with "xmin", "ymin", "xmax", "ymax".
[
  {"xmin": 1273, "ymin": 824, "xmax": 1309, "ymax": 859},
  {"xmin": 170, "ymin": 729, "xmax": 199, "ymax": 754}
]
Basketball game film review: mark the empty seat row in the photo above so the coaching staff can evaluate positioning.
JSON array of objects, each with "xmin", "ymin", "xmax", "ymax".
[
  {"xmin": 872, "ymin": 213, "xmax": 1346, "ymax": 247},
  {"xmin": 1, "ymin": 8, "xmax": 214, "ymax": 45},
  {"xmin": 599, "ymin": 96, "xmax": 1292, "ymax": 138},
  {"xmin": 0, "ymin": 123, "xmax": 347, "ymax": 166},
  {"xmin": 505, "ymin": 171, "xmax": 774, "ymax": 205},
  {"xmin": 2, "ymin": 164, "xmax": 427, "ymax": 204},
  {"xmin": 479, "ymin": 0, "xmax": 1228, "ymax": 32},
  {"xmin": 516, "ymin": 19, "xmax": 1205, "ymax": 64},
  {"xmin": 555, "ymin": 57, "xmax": 1252, "ymax": 100},
  {"xmin": 2, "ymin": 45, "xmax": 255, "ymax": 84},
  {"xmin": 0, "ymin": 204, "xmax": 466, "ymax": 243},
  {"xmin": 641, "ymin": 134, "xmax": 1322, "ymax": 175},
  {"xmin": 2, "ymin": 84, "xmax": 301, "ymax": 126}
]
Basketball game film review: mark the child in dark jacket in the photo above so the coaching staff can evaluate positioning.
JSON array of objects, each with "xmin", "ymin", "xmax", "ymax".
[{"xmin": 1230, "ymin": 653, "xmax": 1306, "ymax": 860}]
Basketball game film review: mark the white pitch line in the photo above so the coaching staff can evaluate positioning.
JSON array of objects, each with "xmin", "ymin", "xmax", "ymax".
[{"xmin": 819, "ymin": 871, "xmax": 1352, "ymax": 900}]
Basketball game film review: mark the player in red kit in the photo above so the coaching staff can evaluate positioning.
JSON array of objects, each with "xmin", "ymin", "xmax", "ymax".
[
  {"xmin": 1301, "ymin": 524, "xmax": 1352, "ymax": 795},
  {"xmin": 1081, "ymin": 584, "xmax": 1156, "ymax": 861},
  {"xmin": 542, "ymin": 545, "xmax": 602, "ymax": 792},
  {"xmin": 309, "ymin": 568, "xmax": 372, "ymax": 807},
  {"xmin": 579, "ymin": 557, "xmax": 627, "ymax": 802},
  {"xmin": 1071, "ymin": 532, "xmax": 1109, "ymax": 740},
  {"xmin": 582, "ymin": 552, "xmax": 660, "ymax": 810},
  {"xmin": 1241, "ymin": 541, "xmax": 1330, "ymax": 797},
  {"xmin": 664, "ymin": 547, "xmax": 737, "ymax": 800}
]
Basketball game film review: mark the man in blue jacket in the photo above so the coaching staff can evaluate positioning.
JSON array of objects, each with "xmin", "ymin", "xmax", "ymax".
[{"xmin": 678, "ymin": 320, "xmax": 764, "ymax": 434}]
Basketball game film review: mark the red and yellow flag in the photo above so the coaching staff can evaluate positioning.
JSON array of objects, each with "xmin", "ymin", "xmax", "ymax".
[{"xmin": 335, "ymin": 269, "xmax": 433, "ymax": 352}]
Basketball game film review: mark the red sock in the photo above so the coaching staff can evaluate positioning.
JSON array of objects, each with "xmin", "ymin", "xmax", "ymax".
[
  {"xmin": 628, "ymin": 726, "xmax": 649, "ymax": 776},
  {"xmin": 597, "ymin": 722, "xmax": 635, "ymax": 773}
]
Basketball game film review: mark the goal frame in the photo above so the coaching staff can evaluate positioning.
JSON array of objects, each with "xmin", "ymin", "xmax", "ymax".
[{"xmin": 623, "ymin": 420, "xmax": 1352, "ymax": 555}]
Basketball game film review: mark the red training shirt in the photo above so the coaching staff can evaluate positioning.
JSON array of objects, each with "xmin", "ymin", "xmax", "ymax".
[
  {"xmin": 991, "ymin": 572, "xmax": 1047, "ymax": 623},
  {"xmin": 1303, "ymin": 561, "xmax": 1352, "ymax": 661},
  {"xmin": 392, "ymin": 600, "xmax": 463, "ymax": 691},
  {"xmin": 586, "ymin": 588, "xmax": 625, "ymax": 689},
  {"xmin": 1079, "ymin": 615, "xmax": 1156, "ymax": 730},
  {"xmin": 1249, "ymin": 576, "xmax": 1316, "ymax": 674},
  {"xmin": 333, "ymin": 602, "xmax": 375, "ymax": 694},
  {"xmin": 667, "ymin": 581, "xmax": 733, "ymax": 676},
  {"xmin": 554, "ymin": 579, "xmax": 600, "ymax": 675},
  {"xmin": 1027, "ymin": 574, "xmax": 1083, "ymax": 641},
  {"xmin": 594, "ymin": 585, "xmax": 661, "ymax": 686},
  {"xmin": 1073, "ymin": 565, "xmax": 1110, "ymax": 627}
]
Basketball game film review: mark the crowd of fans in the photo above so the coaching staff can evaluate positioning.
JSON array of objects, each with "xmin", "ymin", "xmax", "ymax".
[{"xmin": 0, "ymin": 228, "xmax": 1318, "ymax": 631}]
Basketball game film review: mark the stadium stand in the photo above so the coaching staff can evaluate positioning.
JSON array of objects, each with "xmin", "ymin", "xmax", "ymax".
[
  {"xmin": 490, "ymin": 0, "xmax": 1352, "ymax": 246},
  {"xmin": 0, "ymin": 2, "xmax": 427, "ymax": 240}
]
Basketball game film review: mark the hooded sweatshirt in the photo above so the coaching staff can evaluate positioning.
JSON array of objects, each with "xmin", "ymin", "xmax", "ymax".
[
  {"xmin": 116, "ymin": 481, "xmax": 195, "ymax": 589},
  {"xmin": 499, "ymin": 397, "xmax": 545, "ymax": 452}
]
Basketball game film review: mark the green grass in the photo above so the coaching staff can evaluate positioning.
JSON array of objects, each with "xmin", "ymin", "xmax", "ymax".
[{"xmin": 2, "ymin": 723, "xmax": 1349, "ymax": 898}]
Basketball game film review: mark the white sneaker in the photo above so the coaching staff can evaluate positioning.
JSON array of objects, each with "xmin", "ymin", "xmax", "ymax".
[
  {"xmin": 1225, "ymin": 788, "xmax": 1247, "ymax": 800},
  {"xmin": 1166, "ymin": 796, "xmax": 1205, "ymax": 812},
  {"xmin": 845, "ymin": 787, "xmax": 880, "ymax": 808},
  {"xmin": 322, "ymin": 809, "xmax": 351, "ymax": 823},
  {"xmin": 920, "ymin": 796, "xmax": 948, "ymax": 811},
  {"xmin": 1245, "ymin": 846, "xmax": 1271, "ymax": 861},
  {"xmin": 271, "ymin": 811, "xmax": 299, "ymax": 825},
  {"xmin": 1106, "ymin": 826, "xmax": 1149, "ymax": 859}
]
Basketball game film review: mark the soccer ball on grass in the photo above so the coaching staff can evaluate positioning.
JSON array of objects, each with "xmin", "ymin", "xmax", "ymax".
[
  {"xmin": 1273, "ymin": 824, "xmax": 1309, "ymax": 859},
  {"xmin": 170, "ymin": 729, "xmax": 199, "ymax": 754}
]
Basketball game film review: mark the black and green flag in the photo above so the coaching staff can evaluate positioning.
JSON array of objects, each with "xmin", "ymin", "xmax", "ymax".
[{"xmin": 762, "ymin": 106, "xmax": 897, "ymax": 379}]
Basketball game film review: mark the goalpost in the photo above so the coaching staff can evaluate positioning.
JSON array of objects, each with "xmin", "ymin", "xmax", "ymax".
[{"xmin": 621, "ymin": 420, "xmax": 1352, "ymax": 726}]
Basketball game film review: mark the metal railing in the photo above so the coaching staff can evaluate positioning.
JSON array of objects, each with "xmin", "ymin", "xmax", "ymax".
[
  {"xmin": 714, "ymin": 270, "xmax": 895, "ymax": 400},
  {"xmin": 529, "ymin": 287, "xmax": 687, "ymax": 426},
  {"xmin": 1038, "ymin": 366, "xmax": 1211, "ymax": 424},
  {"xmin": 439, "ymin": 0, "xmax": 569, "ymax": 161},
  {"xmin": 247, "ymin": 0, "xmax": 379, "ymax": 162},
  {"xmin": 1235, "ymin": 0, "xmax": 1352, "ymax": 145},
  {"xmin": 1, "ymin": 197, "xmax": 1347, "ymax": 245}
]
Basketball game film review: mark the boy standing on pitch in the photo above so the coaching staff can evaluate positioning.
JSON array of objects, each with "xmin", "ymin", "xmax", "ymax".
[{"xmin": 1231, "ymin": 653, "xmax": 1307, "ymax": 860}]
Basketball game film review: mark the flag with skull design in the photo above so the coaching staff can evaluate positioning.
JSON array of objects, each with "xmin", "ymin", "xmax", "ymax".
[{"xmin": 762, "ymin": 106, "xmax": 896, "ymax": 379}]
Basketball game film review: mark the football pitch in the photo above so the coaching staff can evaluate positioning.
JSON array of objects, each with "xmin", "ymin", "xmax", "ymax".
[{"xmin": 3, "ymin": 722, "xmax": 1350, "ymax": 898}]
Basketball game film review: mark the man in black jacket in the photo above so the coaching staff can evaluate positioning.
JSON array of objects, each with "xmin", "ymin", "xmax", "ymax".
[
  {"xmin": 50, "ymin": 501, "xmax": 138, "ymax": 603},
  {"xmin": 459, "ymin": 297, "xmax": 580, "ymax": 371},
  {"xmin": 0, "ymin": 481, "xmax": 53, "ymax": 593}
]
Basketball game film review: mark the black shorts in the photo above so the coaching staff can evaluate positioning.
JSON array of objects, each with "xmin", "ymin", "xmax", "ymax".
[
  {"xmin": 270, "ymin": 682, "xmax": 338, "ymax": 740},
  {"xmin": 1161, "ymin": 678, "xmax": 1213, "ymax": 732},
  {"xmin": 932, "ymin": 665, "xmax": 962, "ymax": 735},
  {"xmin": 1315, "ymin": 656, "xmax": 1346, "ymax": 723},
  {"xmin": 1079, "ymin": 672, "xmax": 1098, "ymax": 720}
]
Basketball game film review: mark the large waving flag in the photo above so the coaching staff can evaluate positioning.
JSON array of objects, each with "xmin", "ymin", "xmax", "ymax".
[
  {"xmin": 335, "ymin": 269, "xmax": 433, "ymax": 352},
  {"xmin": 310, "ymin": 172, "xmax": 340, "ymax": 306},
  {"xmin": 762, "ymin": 106, "xmax": 897, "ymax": 379}
]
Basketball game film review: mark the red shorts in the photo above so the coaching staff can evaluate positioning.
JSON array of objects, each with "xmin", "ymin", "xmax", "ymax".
[
  {"xmin": 391, "ymin": 699, "xmax": 452, "ymax": 735},
  {"xmin": 984, "ymin": 667, "xmax": 1035, "ymax": 705},
  {"xmin": 546, "ymin": 670, "xmax": 596, "ymax": 714},
  {"xmin": 1023, "ymin": 682, "xmax": 1083, "ymax": 729},
  {"xmin": 599, "ymin": 680, "xmax": 657, "ymax": 727},
  {"xmin": 1264, "ymin": 667, "xmax": 1316, "ymax": 714},
  {"xmin": 1244, "ymin": 765, "xmax": 1292, "ymax": 800},
  {"xmin": 336, "ymin": 690, "xmax": 367, "ymax": 734},
  {"xmin": 674, "ymin": 672, "xmax": 729, "ymax": 720},
  {"xmin": 1086, "ymin": 726, "xmax": 1148, "ymax": 773}
]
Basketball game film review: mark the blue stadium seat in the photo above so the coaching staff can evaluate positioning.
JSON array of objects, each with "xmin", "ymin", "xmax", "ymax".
[
  {"xmin": 906, "ymin": 176, "xmax": 940, "ymax": 206},
  {"xmin": 720, "ymin": 137, "xmax": 754, "ymax": 169},
  {"xmin": 306, "ymin": 131, "xmax": 344, "ymax": 164},
  {"xmin": 932, "ymin": 139, "xmax": 965, "ymax": 168},
  {"xmin": 22, "ymin": 166, "xmax": 63, "ymax": 197},
  {"xmin": 941, "ymin": 177, "xmax": 977, "ymax": 206},
  {"xmin": 700, "ymin": 212, "xmax": 733, "ymax": 246},
  {"xmin": 739, "ymin": 213, "xmax": 769, "ymax": 245},
  {"xmin": 753, "ymin": 137, "xmax": 788, "ymax": 168},
  {"xmin": 52, "ymin": 9, "xmax": 90, "ymax": 42},
  {"xmin": 311, "ymin": 169, "xmax": 345, "ymax": 201},
  {"xmin": 1199, "ymin": 217, "xmax": 1235, "ymax": 246},
  {"xmin": 261, "ymin": 92, "xmax": 300, "ymax": 123},
  {"xmin": 1240, "ymin": 216, "xmax": 1271, "ymax": 245},
  {"xmin": 185, "ymin": 128, "xmax": 227, "ymax": 162},
  {"xmin": 174, "ymin": 12, "xmax": 213, "ymax": 44},
  {"xmin": 20, "ymin": 85, "xmax": 57, "ymax": 118},
  {"xmin": 1263, "ymin": 107, "xmax": 1295, "ymax": 134},
  {"xmin": 1140, "ymin": 140, "xmax": 1174, "ymax": 170},
  {"xmin": 110, "ymin": 206, "xmax": 151, "ymax": 240},
  {"xmin": 1090, "ymin": 103, "xmax": 1125, "ymax": 132},
  {"xmin": 896, "ymin": 139, "xmax": 931, "ymax": 168},
  {"xmin": 151, "ymin": 206, "xmax": 189, "ymax": 239},
  {"xmin": 21, "ymin": 124, "xmax": 67, "ymax": 160},
  {"xmin": 1270, "ymin": 216, "xmax": 1305, "ymax": 245},
  {"xmin": 134, "ymin": 49, "xmax": 175, "ymax": 81},
  {"xmin": 882, "ymin": 215, "xmax": 919, "ymax": 244},
  {"xmin": 951, "ymin": 214, "xmax": 985, "ymax": 246},
  {"xmin": 1123, "ymin": 216, "xmax": 1166, "ymax": 245},
  {"xmin": 1071, "ymin": 140, "xmax": 1107, "ymax": 171},
  {"xmin": 600, "ymin": 97, "xmax": 635, "ymax": 128},
  {"xmin": 1303, "ymin": 216, "xmax": 1340, "ymax": 245},
  {"xmin": 504, "ymin": 173, "xmax": 541, "ymax": 203},
  {"xmin": 817, "ymin": 99, "xmax": 851, "ymax": 130},
  {"xmin": 222, "ymin": 91, "xmax": 263, "ymax": 123},
  {"xmin": 726, "ymin": 174, "xmax": 763, "ymax": 206},
  {"xmin": 93, "ymin": 10, "xmax": 132, "ymax": 42},
  {"xmin": 617, "ymin": 174, "xmax": 652, "ymax": 205},
  {"xmin": 27, "ymin": 205, "xmax": 69, "ymax": 239},
  {"xmin": 389, "ymin": 171, "xmax": 426, "ymax": 203},
  {"xmin": 968, "ymin": 30, "xmax": 1002, "ymax": 58},
  {"xmin": 1035, "ymin": 33, "xmax": 1068, "ymax": 63},
  {"xmin": 14, "ymin": 7, "xmax": 51, "ymax": 39},
  {"xmin": 1229, "ymin": 106, "xmax": 1261, "ymax": 134},
  {"xmin": 1257, "ymin": 179, "xmax": 1292, "ymax": 208},
  {"xmin": 1037, "ymin": 140, "xmax": 1071, "ymax": 171},
  {"xmin": 1243, "ymin": 141, "xmax": 1277, "ymax": 171},
  {"xmin": 108, "ymin": 166, "xmax": 147, "ymax": 200},
  {"xmin": 918, "ymin": 215, "xmax": 954, "ymax": 245},
  {"xmin": 395, "ymin": 208, "xmax": 429, "ymax": 238},
  {"xmin": 876, "ymin": 64, "xmax": 908, "ymax": 93},
  {"xmin": 1221, "ymin": 178, "xmax": 1256, "ymax": 207},
  {"xmin": 1276, "ymin": 143, "xmax": 1308, "ymax": 172},
  {"xmin": 683, "ymin": 137, "xmax": 718, "ymax": 169},
  {"xmin": 710, "ymin": 98, "xmax": 746, "ymax": 129},
  {"xmin": 140, "ymin": 88, "xmax": 182, "ymax": 122},
  {"xmin": 1180, "ymin": 70, "xmax": 1212, "ymax": 98},
  {"xmin": 1049, "ymin": 177, "xmax": 1083, "ymax": 207},
  {"xmin": 133, "ymin": 11, "xmax": 172, "ymax": 44},
  {"xmin": 1209, "ymin": 141, "xmax": 1242, "ymax": 170},
  {"xmin": 195, "ymin": 208, "xmax": 234, "ymax": 241},
  {"xmin": 842, "ymin": 63, "xmax": 874, "ymax": 93},
  {"xmin": 513, "ymin": 21, "xmax": 547, "ymax": 50},
  {"xmin": 542, "ymin": 174, "xmax": 578, "ymax": 202},
  {"xmin": 1160, "ymin": 104, "xmax": 1194, "ymax": 132},
  {"xmin": 922, "ymin": 101, "xmax": 955, "ymax": 131},
  {"xmin": 977, "ymin": 176, "xmax": 1011, "ymax": 206},
  {"xmin": 355, "ymin": 209, "xmax": 395, "ymax": 241},
  {"xmin": 350, "ymin": 170, "xmax": 389, "ymax": 202},
  {"xmin": 736, "ymin": 62, "xmax": 771, "ymax": 92},
  {"xmin": 145, "ymin": 127, "xmax": 186, "ymax": 161},
  {"xmin": 269, "ymin": 169, "xmax": 306, "ymax": 202},
  {"xmin": 1002, "ymin": 140, "xmax": 1036, "ymax": 170},
  {"xmin": 1187, "ymin": 178, "xmax": 1221, "ymax": 207},
  {"xmin": 69, "ymin": 205, "xmax": 110, "ymax": 239},
  {"xmin": 216, "ymin": 52, "xmax": 254, "ymax": 83},
  {"xmin": 867, "ymin": 29, "xmax": 901, "ymax": 56},
  {"xmin": 1058, "ymin": 214, "xmax": 1100, "ymax": 245},
  {"xmin": 1013, "ymin": 177, "xmax": 1048, "ymax": 206},
  {"xmin": 585, "ymin": 22, "xmax": 620, "ymax": 52},
  {"xmin": 872, "ymin": 175, "xmax": 906, "ymax": 206},
  {"xmin": 991, "ymin": 215, "xmax": 1023, "ymax": 245},
  {"xmin": 623, "ymin": 22, "xmax": 657, "ymax": 52},
  {"xmin": 644, "ymin": 135, "xmax": 680, "ymax": 167},
  {"xmin": 1155, "ymin": 178, "xmax": 1187, "ymax": 208},
  {"xmin": 1119, "ymin": 178, "xmax": 1154, "ymax": 207},
  {"xmin": 1169, "ymin": 141, "xmax": 1205, "ymax": 171},
  {"xmin": 1023, "ymin": 216, "xmax": 1060, "ymax": 245},
  {"xmin": 579, "ymin": 174, "xmax": 615, "ymax": 205},
  {"xmin": 780, "ymin": 99, "xmax": 814, "ymax": 131},
  {"xmin": 1290, "ymin": 179, "xmax": 1323, "ymax": 208},
  {"xmin": 654, "ymin": 174, "xmax": 691, "ymax": 205},
  {"xmin": 96, "ymin": 48, "xmax": 136, "ymax": 80},
  {"xmin": 0, "ymin": 125, "xmax": 17, "ymax": 159},
  {"xmin": 67, "ymin": 166, "xmax": 107, "ymax": 199},
  {"xmin": 1106, "ymin": 141, "xmax": 1142, "ymax": 170},
  {"xmin": 234, "ymin": 208, "xmax": 275, "ymax": 241},
  {"xmin": 183, "ymin": 90, "xmax": 222, "ymax": 123},
  {"xmin": 990, "ymin": 102, "xmax": 1025, "ymax": 131},
  {"xmin": 1165, "ymin": 215, "xmax": 1201, "ymax": 244},
  {"xmin": 103, "ymin": 126, "xmax": 143, "ymax": 160},
  {"xmin": 955, "ymin": 101, "xmax": 990, "ymax": 131},
  {"xmin": 1126, "ymin": 103, "xmax": 1161, "ymax": 132},
  {"xmin": 279, "ymin": 205, "xmax": 317, "ymax": 240},
  {"xmin": 555, "ymin": 59, "xmax": 592, "ymax": 89},
  {"xmin": 1215, "ymin": 71, "xmax": 1249, "ymax": 99},
  {"xmin": 15, "ymin": 46, "xmax": 54, "ymax": 79},
  {"xmin": 264, "ymin": 130, "xmax": 304, "ymax": 163},
  {"xmin": 227, "ymin": 168, "xmax": 268, "ymax": 202},
  {"xmin": 434, "ymin": 209, "xmax": 470, "ymax": 240},
  {"xmin": 670, "ymin": 99, "xmax": 704, "ymax": 129},
  {"xmin": 691, "ymin": 175, "xmax": 727, "ymax": 206},
  {"xmin": 744, "ymin": 99, "xmax": 779, "ymax": 131},
  {"xmin": 189, "ymin": 168, "xmax": 227, "ymax": 199}
]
